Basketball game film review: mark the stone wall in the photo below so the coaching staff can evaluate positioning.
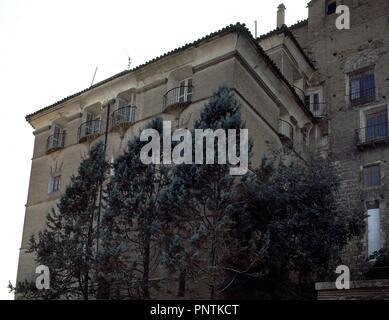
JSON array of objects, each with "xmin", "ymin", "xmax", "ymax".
[{"xmin": 292, "ymin": 0, "xmax": 389, "ymax": 277}]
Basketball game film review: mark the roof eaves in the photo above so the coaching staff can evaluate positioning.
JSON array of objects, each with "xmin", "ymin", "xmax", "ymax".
[
  {"xmin": 26, "ymin": 21, "xmax": 316, "ymax": 124},
  {"xmin": 26, "ymin": 23, "xmax": 248, "ymax": 123}
]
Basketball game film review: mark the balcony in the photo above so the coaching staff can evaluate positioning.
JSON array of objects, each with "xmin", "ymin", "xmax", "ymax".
[
  {"xmin": 278, "ymin": 119, "xmax": 294, "ymax": 142},
  {"xmin": 46, "ymin": 133, "xmax": 65, "ymax": 154},
  {"xmin": 306, "ymin": 102, "xmax": 328, "ymax": 118},
  {"xmin": 163, "ymin": 85, "xmax": 192, "ymax": 112},
  {"xmin": 78, "ymin": 119, "xmax": 102, "ymax": 142},
  {"xmin": 356, "ymin": 123, "xmax": 389, "ymax": 148},
  {"xmin": 111, "ymin": 106, "xmax": 136, "ymax": 130},
  {"xmin": 350, "ymin": 87, "xmax": 375, "ymax": 107}
]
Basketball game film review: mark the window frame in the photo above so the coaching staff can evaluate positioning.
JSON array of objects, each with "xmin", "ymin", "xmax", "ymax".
[
  {"xmin": 178, "ymin": 78, "xmax": 193, "ymax": 103},
  {"xmin": 349, "ymin": 67, "xmax": 376, "ymax": 106},
  {"xmin": 326, "ymin": 0, "xmax": 337, "ymax": 15},
  {"xmin": 362, "ymin": 164, "xmax": 381, "ymax": 189},
  {"xmin": 48, "ymin": 174, "xmax": 61, "ymax": 194}
]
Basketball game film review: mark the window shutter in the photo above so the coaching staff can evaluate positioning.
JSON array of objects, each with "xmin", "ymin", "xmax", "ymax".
[
  {"xmin": 187, "ymin": 79, "xmax": 193, "ymax": 102},
  {"xmin": 179, "ymin": 81, "xmax": 186, "ymax": 102}
]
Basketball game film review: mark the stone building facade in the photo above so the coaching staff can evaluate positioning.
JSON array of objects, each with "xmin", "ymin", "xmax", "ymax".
[
  {"xmin": 17, "ymin": 0, "xmax": 389, "ymax": 297},
  {"xmin": 287, "ymin": 0, "xmax": 389, "ymax": 278}
]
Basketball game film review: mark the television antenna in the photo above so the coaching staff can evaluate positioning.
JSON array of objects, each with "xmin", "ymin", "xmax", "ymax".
[
  {"xmin": 123, "ymin": 48, "xmax": 132, "ymax": 70},
  {"xmin": 90, "ymin": 66, "xmax": 98, "ymax": 87}
]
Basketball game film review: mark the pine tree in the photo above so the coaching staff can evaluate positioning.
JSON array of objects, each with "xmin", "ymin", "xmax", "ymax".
[
  {"xmin": 159, "ymin": 85, "xmax": 252, "ymax": 299},
  {"xmin": 224, "ymin": 156, "xmax": 366, "ymax": 300},
  {"xmin": 101, "ymin": 117, "xmax": 171, "ymax": 299},
  {"xmin": 14, "ymin": 142, "xmax": 109, "ymax": 299}
]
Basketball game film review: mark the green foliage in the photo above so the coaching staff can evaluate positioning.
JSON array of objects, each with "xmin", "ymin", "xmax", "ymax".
[
  {"xmin": 101, "ymin": 117, "xmax": 171, "ymax": 299},
  {"xmin": 14, "ymin": 86, "xmax": 367, "ymax": 301},
  {"xmin": 366, "ymin": 248, "xmax": 389, "ymax": 280},
  {"xmin": 14, "ymin": 142, "xmax": 109, "ymax": 299},
  {"xmin": 224, "ymin": 157, "xmax": 366, "ymax": 300},
  {"xmin": 159, "ymin": 85, "xmax": 252, "ymax": 299}
]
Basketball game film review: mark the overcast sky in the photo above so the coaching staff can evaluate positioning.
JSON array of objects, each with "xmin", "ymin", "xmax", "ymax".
[{"xmin": 0, "ymin": 0, "xmax": 308, "ymax": 299}]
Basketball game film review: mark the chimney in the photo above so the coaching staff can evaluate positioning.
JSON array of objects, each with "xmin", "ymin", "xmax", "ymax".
[{"xmin": 277, "ymin": 3, "xmax": 286, "ymax": 28}]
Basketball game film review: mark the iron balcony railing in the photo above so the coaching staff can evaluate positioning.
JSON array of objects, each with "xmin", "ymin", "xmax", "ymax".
[
  {"xmin": 78, "ymin": 119, "xmax": 101, "ymax": 142},
  {"xmin": 112, "ymin": 106, "xmax": 136, "ymax": 129},
  {"xmin": 278, "ymin": 119, "xmax": 294, "ymax": 141},
  {"xmin": 163, "ymin": 85, "xmax": 192, "ymax": 111},
  {"xmin": 306, "ymin": 102, "xmax": 328, "ymax": 118},
  {"xmin": 46, "ymin": 132, "xmax": 66, "ymax": 153},
  {"xmin": 356, "ymin": 122, "xmax": 389, "ymax": 146},
  {"xmin": 350, "ymin": 87, "xmax": 375, "ymax": 106}
]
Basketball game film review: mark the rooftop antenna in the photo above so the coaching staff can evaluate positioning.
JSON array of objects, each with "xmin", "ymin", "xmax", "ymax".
[
  {"xmin": 254, "ymin": 20, "xmax": 258, "ymax": 38},
  {"xmin": 90, "ymin": 66, "xmax": 98, "ymax": 87},
  {"xmin": 123, "ymin": 48, "xmax": 132, "ymax": 70}
]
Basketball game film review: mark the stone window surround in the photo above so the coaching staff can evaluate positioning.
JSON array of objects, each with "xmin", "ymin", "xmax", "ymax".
[
  {"xmin": 345, "ymin": 65, "xmax": 378, "ymax": 108},
  {"xmin": 361, "ymin": 162, "xmax": 382, "ymax": 190},
  {"xmin": 48, "ymin": 161, "xmax": 63, "ymax": 197},
  {"xmin": 358, "ymin": 102, "xmax": 389, "ymax": 130}
]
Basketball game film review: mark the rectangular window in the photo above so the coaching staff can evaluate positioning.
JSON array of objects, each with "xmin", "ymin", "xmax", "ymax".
[
  {"xmin": 179, "ymin": 78, "xmax": 193, "ymax": 103},
  {"xmin": 305, "ymin": 91, "xmax": 324, "ymax": 117},
  {"xmin": 326, "ymin": 1, "xmax": 337, "ymax": 15},
  {"xmin": 85, "ymin": 112, "xmax": 94, "ymax": 135},
  {"xmin": 363, "ymin": 165, "xmax": 380, "ymax": 188},
  {"xmin": 366, "ymin": 111, "xmax": 388, "ymax": 142},
  {"xmin": 313, "ymin": 93, "xmax": 320, "ymax": 111},
  {"xmin": 93, "ymin": 116, "xmax": 101, "ymax": 134},
  {"xmin": 116, "ymin": 99, "xmax": 127, "ymax": 122},
  {"xmin": 349, "ymin": 69, "xmax": 375, "ymax": 106},
  {"xmin": 51, "ymin": 124, "xmax": 62, "ymax": 149},
  {"xmin": 367, "ymin": 207, "xmax": 381, "ymax": 257},
  {"xmin": 48, "ymin": 175, "xmax": 61, "ymax": 193}
]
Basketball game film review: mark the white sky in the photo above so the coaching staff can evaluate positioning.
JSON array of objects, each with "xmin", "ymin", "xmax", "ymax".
[{"xmin": 0, "ymin": 0, "xmax": 308, "ymax": 300}]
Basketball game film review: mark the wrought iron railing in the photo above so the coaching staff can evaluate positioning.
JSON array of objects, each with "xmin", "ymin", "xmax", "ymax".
[
  {"xmin": 350, "ymin": 87, "xmax": 375, "ymax": 106},
  {"xmin": 78, "ymin": 119, "xmax": 101, "ymax": 142},
  {"xmin": 356, "ymin": 123, "xmax": 389, "ymax": 146},
  {"xmin": 306, "ymin": 102, "xmax": 328, "ymax": 118},
  {"xmin": 278, "ymin": 119, "xmax": 294, "ymax": 141},
  {"xmin": 112, "ymin": 106, "xmax": 136, "ymax": 128},
  {"xmin": 46, "ymin": 133, "xmax": 66, "ymax": 153},
  {"xmin": 163, "ymin": 85, "xmax": 192, "ymax": 111}
]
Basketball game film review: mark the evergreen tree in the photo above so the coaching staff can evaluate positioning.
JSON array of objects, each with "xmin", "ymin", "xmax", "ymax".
[
  {"xmin": 14, "ymin": 142, "xmax": 109, "ymax": 299},
  {"xmin": 101, "ymin": 118, "xmax": 171, "ymax": 299},
  {"xmin": 224, "ymin": 156, "xmax": 366, "ymax": 300},
  {"xmin": 160, "ymin": 85, "xmax": 252, "ymax": 299}
]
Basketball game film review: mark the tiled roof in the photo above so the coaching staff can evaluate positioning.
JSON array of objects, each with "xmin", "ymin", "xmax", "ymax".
[
  {"xmin": 257, "ymin": 19, "xmax": 308, "ymax": 40},
  {"xmin": 26, "ymin": 22, "xmax": 314, "ymax": 123}
]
